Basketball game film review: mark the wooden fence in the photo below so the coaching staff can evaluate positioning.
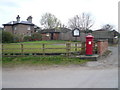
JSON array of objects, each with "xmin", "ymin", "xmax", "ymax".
[{"xmin": 2, "ymin": 42, "xmax": 98, "ymax": 57}]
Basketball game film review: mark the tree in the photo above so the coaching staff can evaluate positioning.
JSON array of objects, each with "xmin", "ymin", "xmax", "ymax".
[
  {"xmin": 2, "ymin": 31, "xmax": 14, "ymax": 43},
  {"xmin": 68, "ymin": 12, "xmax": 94, "ymax": 30},
  {"xmin": 102, "ymin": 24, "xmax": 114, "ymax": 31},
  {"xmin": 40, "ymin": 13, "xmax": 61, "ymax": 29}
]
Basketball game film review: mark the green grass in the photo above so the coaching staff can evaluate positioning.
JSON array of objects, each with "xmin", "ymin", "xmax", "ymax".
[
  {"xmin": 16, "ymin": 40, "xmax": 71, "ymax": 44},
  {"xmin": 2, "ymin": 40, "xmax": 81, "ymax": 53},
  {"xmin": 2, "ymin": 56, "xmax": 89, "ymax": 67}
]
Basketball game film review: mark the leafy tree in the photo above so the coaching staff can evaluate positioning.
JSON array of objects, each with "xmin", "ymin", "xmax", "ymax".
[
  {"xmin": 68, "ymin": 12, "xmax": 94, "ymax": 30},
  {"xmin": 40, "ymin": 13, "xmax": 61, "ymax": 29},
  {"xmin": 2, "ymin": 31, "xmax": 14, "ymax": 43}
]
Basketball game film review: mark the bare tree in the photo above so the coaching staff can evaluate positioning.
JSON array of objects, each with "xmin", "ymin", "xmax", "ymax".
[
  {"xmin": 102, "ymin": 24, "xmax": 114, "ymax": 31},
  {"xmin": 40, "ymin": 13, "xmax": 61, "ymax": 29},
  {"xmin": 68, "ymin": 12, "xmax": 94, "ymax": 30}
]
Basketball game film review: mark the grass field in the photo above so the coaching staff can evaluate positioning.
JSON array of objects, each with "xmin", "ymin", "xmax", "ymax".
[
  {"xmin": 2, "ymin": 56, "xmax": 89, "ymax": 67},
  {"xmin": 2, "ymin": 41, "xmax": 87, "ymax": 66},
  {"xmin": 2, "ymin": 40, "xmax": 82, "ymax": 53}
]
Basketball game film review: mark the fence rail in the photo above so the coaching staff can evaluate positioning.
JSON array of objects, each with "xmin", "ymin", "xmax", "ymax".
[{"xmin": 2, "ymin": 42, "xmax": 98, "ymax": 56}]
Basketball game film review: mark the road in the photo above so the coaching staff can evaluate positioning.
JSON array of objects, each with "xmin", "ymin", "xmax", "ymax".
[{"xmin": 2, "ymin": 46, "xmax": 118, "ymax": 88}]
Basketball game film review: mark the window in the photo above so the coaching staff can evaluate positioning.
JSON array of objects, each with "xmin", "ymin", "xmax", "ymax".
[{"xmin": 27, "ymin": 26, "xmax": 31, "ymax": 30}]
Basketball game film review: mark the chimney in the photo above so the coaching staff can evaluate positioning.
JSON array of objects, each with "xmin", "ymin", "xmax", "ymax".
[
  {"xmin": 16, "ymin": 15, "xmax": 20, "ymax": 22},
  {"xmin": 27, "ymin": 16, "xmax": 32, "ymax": 23}
]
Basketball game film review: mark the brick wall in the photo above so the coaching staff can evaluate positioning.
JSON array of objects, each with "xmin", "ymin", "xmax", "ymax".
[
  {"xmin": 53, "ymin": 33, "xmax": 59, "ymax": 40},
  {"xmin": 97, "ymin": 40, "xmax": 108, "ymax": 55},
  {"xmin": 4, "ymin": 24, "xmax": 35, "ymax": 36},
  {"xmin": 4, "ymin": 26, "xmax": 13, "ymax": 33},
  {"xmin": 14, "ymin": 24, "xmax": 34, "ymax": 36},
  {"xmin": 41, "ymin": 33, "xmax": 51, "ymax": 40}
]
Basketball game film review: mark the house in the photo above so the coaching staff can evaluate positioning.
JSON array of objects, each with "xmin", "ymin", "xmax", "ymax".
[
  {"xmin": 40, "ymin": 29, "xmax": 60, "ymax": 40},
  {"xmin": 40, "ymin": 28, "xmax": 87, "ymax": 42},
  {"xmin": 3, "ymin": 15, "xmax": 39, "ymax": 36},
  {"xmin": 92, "ymin": 29, "xmax": 119, "ymax": 44},
  {"xmin": 39, "ymin": 28, "xmax": 71, "ymax": 40}
]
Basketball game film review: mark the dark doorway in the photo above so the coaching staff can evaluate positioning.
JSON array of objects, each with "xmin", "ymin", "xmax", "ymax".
[{"xmin": 51, "ymin": 33, "xmax": 54, "ymax": 40}]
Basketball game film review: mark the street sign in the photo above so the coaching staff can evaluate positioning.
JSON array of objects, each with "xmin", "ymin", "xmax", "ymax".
[{"xmin": 72, "ymin": 28, "xmax": 80, "ymax": 37}]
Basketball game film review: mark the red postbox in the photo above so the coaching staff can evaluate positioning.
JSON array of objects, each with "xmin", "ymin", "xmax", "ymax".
[{"xmin": 86, "ymin": 33, "xmax": 94, "ymax": 56}]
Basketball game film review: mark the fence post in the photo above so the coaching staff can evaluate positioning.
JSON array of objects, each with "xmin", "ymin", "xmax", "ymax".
[
  {"xmin": 42, "ymin": 44, "xmax": 45, "ymax": 56},
  {"xmin": 66, "ymin": 42, "xmax": 71, "ymax": 56},
  {"xmin": 75, "ymin": 43, "xmax": 77, "ymax": 52},
  {"xmin": 93, "ymin": 42, "xmax": 97, "ymax": 54},
  {"xmin": 2, "ymin": 44, "xmax": 3, "ymax": 55},
  {"xmin": 81, "ymin": 42, "xmax": 85, "ymax": 54},
  {"xmin": 21, "ymin": 44, "xmax": 23, "ymax": 55}
]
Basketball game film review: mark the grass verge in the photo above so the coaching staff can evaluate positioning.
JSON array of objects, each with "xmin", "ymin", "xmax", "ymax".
[{"xmin": 2, "ymin": 56, "xmax": 89, "ymax": 67}]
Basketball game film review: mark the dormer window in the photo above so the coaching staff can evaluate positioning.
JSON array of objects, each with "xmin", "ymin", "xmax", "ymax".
[{"xmin": 27, "ymin": 26, "xmax": 31, "ymax": 30}]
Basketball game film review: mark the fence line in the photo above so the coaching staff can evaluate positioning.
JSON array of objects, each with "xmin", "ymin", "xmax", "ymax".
[{"xmin": 2, "ymin": 42, "xmax": 98, "ymax": 56}]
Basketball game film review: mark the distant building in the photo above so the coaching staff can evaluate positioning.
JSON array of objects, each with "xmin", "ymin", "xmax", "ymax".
[
  {"xmin": 92, "ymin": 29, "xmax": 119, "ymax": 44},
  {"xmin": 39, "ymin": 28, "xmax": 86, "ymax": 42},
  {"xmin": 3, "ymin": 15, "xmax": 40, "ymax": 36}
]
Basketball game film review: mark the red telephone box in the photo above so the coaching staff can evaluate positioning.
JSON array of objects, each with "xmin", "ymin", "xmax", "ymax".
[{"xmin": 86, "ymin": 33, "xmax": 94, "ymax": 55}]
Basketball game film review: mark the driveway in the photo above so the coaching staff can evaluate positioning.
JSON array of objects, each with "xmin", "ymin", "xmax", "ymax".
[{"xmin": 2, "ymin": 46, "xmax": 118, "ymax": 88}]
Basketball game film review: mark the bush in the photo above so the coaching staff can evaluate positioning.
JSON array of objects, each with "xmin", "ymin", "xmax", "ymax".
[
  {"xmin": 23, "ymin": 33, "xmax": 42, "ymax": 41},
  {"xmin": 2, "ymin": 31, "xmax": 14, "ymax": 43},
  {"xmin": 24, "ymin": 36, "xmax": 31, "ymax": 41},
  {"xmin": 31, "ymin": 33, "xmax": 42, "ymax": 41}
]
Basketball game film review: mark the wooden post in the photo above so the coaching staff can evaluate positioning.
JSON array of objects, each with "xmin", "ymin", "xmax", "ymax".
[
  {"xmin": 21, "ymin": 44, "xmax": 23, "ymax": 55},
  {"xmin": 2, "ymin": 44, "xmax": 3, "ymax": 55},
  {"xmin": 66, "ymin": 43, "xmax": 71, "ymax": 56},
  {"xmin": 42, "ymin": 44, "xmax": 45, "ymax": 56},
  {"xmin": 75, "ymin": 43, "xmax": 77, "ymax": 52},
  {"xmin": 93, "ymin": 42, "xmax": 97, "ymax": 54},
  {"xmin": 81, "ymin": 42, "xmax": 85, "ymax": 55}
]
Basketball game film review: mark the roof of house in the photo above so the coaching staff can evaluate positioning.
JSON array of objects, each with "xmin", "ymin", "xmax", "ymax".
[
  {"xmin": 40, "ymin": 28, "xmax": 71, "ymax": 33},
  {"xmin": 3, "ymin": 21, "xmax": 34, "ymax": 26}
]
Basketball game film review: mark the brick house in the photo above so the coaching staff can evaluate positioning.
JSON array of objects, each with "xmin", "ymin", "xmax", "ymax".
[
  {"xmin": 40, "ymin": 29, "xmax": 60, "ymax": 40},
  {"xmin": 3, "ymin": 15, "xmax": 39, "ymax": 36}
]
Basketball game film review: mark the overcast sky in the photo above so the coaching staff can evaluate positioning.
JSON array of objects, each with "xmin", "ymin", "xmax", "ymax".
[{"xmin": 0, "ymin": 0, "xmax": 119, "ymax": 30}]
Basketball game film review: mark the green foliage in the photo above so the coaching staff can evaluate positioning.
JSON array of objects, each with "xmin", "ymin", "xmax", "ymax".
[
  {"xmin": 2, "ymin": 31, "xmax": 14, "ymax": 43},
  {"xmin": 2, "ymin": 56, "xmax": 89, "ymax": 67},
  {"xmin": 31, "ymin": 33, "xmax": 42, "ymax": 41},
  {"xmin": 23, "ymin": 33, "xmax": 42, "ymax": 41},
  {"xmin": 0, "ymin": 30, "xmax": 2, "ymax": 43},
  {"xmin": 24, "ymin": 36, "xmax": 31, "ymax": 41}
]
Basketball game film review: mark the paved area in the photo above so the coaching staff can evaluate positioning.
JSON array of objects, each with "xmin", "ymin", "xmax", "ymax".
[{"xmin": 2, "ymin": 46, "xmax": 118, "ymax": 88}]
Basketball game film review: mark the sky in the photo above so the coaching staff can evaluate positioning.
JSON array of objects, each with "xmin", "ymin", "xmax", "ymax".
[{"xmin": 0, "ymin": 0, "xmax": 119, "ymax": 30}]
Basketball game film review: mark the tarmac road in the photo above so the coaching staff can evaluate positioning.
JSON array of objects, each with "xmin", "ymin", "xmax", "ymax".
[{"xmin": 2, "ymin": 46, "xmax": 118, "ymax": 88}]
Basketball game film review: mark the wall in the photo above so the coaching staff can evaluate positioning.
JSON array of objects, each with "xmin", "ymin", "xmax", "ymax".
[
  {"xmin": 14, "ymin": 24, "xmax": 34, "ymax": 36},
  {"xmin": 53, "ymin": 33, "xmax": 59, "ymax": 40},
  {"xmin": 41, "ymin": 33, "xmax": 51, "ymax": 40},
  {"xmin": 59, "ymin": 31, "xmax": 86, "ymax": 42},
  {"xmin": 97, "ymin": 40, "xmax": 108, "ymax": 55},
  {"xmin": 4, "ymin": 26, "xmax": 13, "ymax": 33}
]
